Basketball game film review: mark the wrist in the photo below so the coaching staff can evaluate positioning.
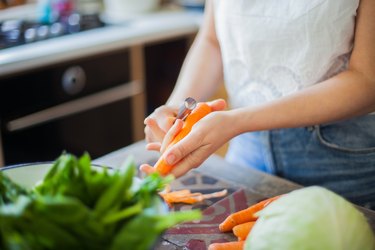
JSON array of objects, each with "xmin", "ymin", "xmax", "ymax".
[
  {"xmin": 224, "ymin": 109, "xmax": 246, "ymax": 138},
  {"xmin": 228, "ymin": 107, "xmax": 255, "ymax": 135}
]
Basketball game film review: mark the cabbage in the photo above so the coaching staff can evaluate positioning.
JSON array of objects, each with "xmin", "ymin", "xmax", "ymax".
[{"xmin": 245, "ymin": 186, "xmax": 375, "ymax": 250}]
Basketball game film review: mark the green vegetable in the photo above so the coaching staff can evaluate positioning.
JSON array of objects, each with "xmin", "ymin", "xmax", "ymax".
[
  {"xmin": 0, "ymin": 173, "xmax": 29, "ymax": 205},
  {"xmin": 0, "ymin": 153, "xmax": 201, "ymax": 250},
  {"xmin": 245, "ymin": 186, "xmax": 375, "ymax": 250}
]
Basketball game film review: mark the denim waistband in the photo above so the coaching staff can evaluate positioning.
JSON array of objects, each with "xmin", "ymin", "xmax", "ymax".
[{"xmin": 225, "ymin": 114, "xmax": 375, "ymax": 209}]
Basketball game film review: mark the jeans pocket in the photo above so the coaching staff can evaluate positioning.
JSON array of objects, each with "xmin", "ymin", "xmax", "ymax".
[{"xmin": 315, "ymin": 115, "xmax": 375, "ymax": 154}]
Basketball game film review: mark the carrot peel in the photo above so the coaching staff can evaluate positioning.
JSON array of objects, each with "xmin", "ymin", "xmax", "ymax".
[{"xmin": 160, "ymin": 189, "xmax": 227, "ymax": 206}]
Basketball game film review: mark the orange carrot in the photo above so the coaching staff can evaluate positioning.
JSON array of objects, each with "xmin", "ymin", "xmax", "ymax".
[
  {"xmin": 154, "ymin": 102, "xmax": 212, "ymax": 176},
  {"xmin": 219, "ymin": 195, "xmax": 282, "ymax": 232},
  {"xmin": 233, "ymin": 221, "xmax": 256, "ymax": 241},
  {"xmin": 208, "ymin": 241, "xmax": 245, "ymax": 250}
]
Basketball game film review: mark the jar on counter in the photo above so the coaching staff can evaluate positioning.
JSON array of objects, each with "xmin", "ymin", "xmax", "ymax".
[{"xmin": 103, "ymin": 0, "xmax": 160, "ymax": 23}]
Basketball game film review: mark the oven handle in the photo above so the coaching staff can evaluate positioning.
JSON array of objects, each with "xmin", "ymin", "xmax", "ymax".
[{"xmin": 6, "ymin": 81, "xmax": 143, "ymax": 132}]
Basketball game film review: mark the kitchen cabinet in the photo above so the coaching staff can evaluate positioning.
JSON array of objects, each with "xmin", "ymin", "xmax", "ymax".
[
  {"xmin": 0, "ymin": 47, "xmax": 142, "ymax": 165},
  {"xmin": 144, "ymin": 37, "xmax": 191, "ymax": 114}
]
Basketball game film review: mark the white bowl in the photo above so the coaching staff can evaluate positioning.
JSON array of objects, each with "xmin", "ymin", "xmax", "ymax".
[
  {"xmin": 1, "ymin": 162, "xmax": 152, "ymax": 205},
  {"xmin": 1, "ymin": 162, "xmax": 113, "ymax": 189}
]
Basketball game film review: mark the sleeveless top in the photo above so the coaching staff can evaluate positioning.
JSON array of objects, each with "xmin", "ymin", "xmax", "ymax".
[{"xmin": 213, "ymin": 0, "xmax": 360, "ymax": 109}]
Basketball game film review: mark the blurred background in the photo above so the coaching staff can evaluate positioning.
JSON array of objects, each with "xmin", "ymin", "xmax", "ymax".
[{"xmin": 0, "ymin": 0, "xmax": 227, "ymax": 167}]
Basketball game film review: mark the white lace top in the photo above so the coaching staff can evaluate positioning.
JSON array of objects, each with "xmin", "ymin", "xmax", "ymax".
[{"xmin": 213, "ymin": 0, "xmax": 359, "ymax": 108}]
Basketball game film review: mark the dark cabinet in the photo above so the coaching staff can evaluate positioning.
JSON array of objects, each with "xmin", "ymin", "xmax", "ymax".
[
  {"xmin": 0, "ymin": 49, "xmax": 138, "ymax": 165},
  {"xmin": 144, "ymin": 37, "xmax": 190, "ymax": 115}
]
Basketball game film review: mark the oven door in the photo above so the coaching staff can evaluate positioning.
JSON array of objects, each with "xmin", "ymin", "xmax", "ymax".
[
  {"xmin": 1, "ymin": 82, "xmax": 143, "ymax": 165},
  {"xmin": 0, "ymin": 48, "xmax": 145, "ymax": 166}
]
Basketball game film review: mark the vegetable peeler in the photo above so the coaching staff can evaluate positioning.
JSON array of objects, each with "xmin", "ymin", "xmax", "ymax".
[{"xmin": 175, "ymin": 97, "xmax": 197, "ymax": 121}]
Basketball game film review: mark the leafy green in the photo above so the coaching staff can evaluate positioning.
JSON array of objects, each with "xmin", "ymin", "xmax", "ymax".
[
  {"xmin": 245, "ymin": 186, "xmax": 375, "ymax": 250},
  {"xmin": 0, "ymin": 153, "xmax": 201, "ymax": 250},
  {"xmin": 0, "ymin": 173, "xmax": 29, "ymax": 205}
]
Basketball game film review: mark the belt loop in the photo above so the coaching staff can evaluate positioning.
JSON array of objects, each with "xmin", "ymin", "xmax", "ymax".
[{"xmin": 306, "ymin": 126, "xmax": 315, "ymax": 132}]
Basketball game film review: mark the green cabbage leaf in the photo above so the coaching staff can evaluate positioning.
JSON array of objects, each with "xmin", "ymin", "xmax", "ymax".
[{"xmin": 245, "ymin": 186, "xmax": 375, "ymax": 250}]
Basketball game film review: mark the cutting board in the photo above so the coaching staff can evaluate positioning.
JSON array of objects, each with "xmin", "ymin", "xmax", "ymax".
[{"xmin": 160, "ymin": 171, "xmax": 269, "ymax": 249}]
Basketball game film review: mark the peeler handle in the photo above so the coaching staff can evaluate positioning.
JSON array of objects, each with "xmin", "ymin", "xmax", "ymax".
[{"xmin": 176, "ymin": 97, "xmax": 197, "ymax": 121}]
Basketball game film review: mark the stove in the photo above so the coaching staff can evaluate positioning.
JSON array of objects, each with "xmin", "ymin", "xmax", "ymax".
[{"xmin": 0, "ymin": 13, "xmax": 105, "ymax": 50}]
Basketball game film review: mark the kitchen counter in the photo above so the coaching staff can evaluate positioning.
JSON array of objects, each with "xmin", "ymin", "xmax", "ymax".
[
  {"xmin": 94, "ymin": 140, "xmax": 375, "ymax": 249},
  {"xmin": 0, "ymin": 9, "xmax": 202, "ymax": 77}
]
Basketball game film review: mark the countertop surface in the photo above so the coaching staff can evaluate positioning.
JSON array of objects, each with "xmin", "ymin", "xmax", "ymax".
[
  {"xmin": 0, "ymin": 9, "xmax": 202, "ymax": 77},
  {"xmin": 94, "ymin": 140, "xmax": 375, "ymax": 249}
]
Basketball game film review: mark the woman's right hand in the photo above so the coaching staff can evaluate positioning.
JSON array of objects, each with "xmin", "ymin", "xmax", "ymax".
[
  {"xmin": 144, "ymin": 104, "xmax": 179, "ymax": 152},
  {"xmin": 141, "ymin": 99, "xmax": 228, "ymax": 176}
]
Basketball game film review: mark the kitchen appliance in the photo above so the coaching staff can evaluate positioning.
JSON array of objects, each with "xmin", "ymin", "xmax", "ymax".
[
  {"xmin": 0, "ymin": 47, "xmax": 144, "ymax": 166},
  {"xmin": 0, "ymin": 12, "xmax": 104, "ymax": 49},
  {"xmin": 176, "ymin": 97, "xmax": 196, "ymax": 121}
]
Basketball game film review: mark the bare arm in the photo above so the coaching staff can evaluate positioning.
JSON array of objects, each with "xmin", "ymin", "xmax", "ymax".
[
  {"xmin": 167, "ymin": 0, "xmax": 224, "ymax": 106},
  {"xmin": 143, "ymin": 0, "xmax": 224, "ymax": 144}
]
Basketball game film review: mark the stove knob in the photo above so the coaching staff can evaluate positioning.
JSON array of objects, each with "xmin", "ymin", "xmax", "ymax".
[
  {"xmin": 62, "ymin": 66, "xmax": 86, "ymax": 95},
  {"xmin": 67, "ymin": 13, "xmax": 81, "ymax": 33},
  {"xmin": 37, "ymin": 25, "xmax": 49, "ymax": 40},
  {"xmin": 50, "ymin": 22, "xmax": 65, "ymax": 37},
  {"xmin": 24, "ymin": 28, "xmax": 37, "ymax": 43}
]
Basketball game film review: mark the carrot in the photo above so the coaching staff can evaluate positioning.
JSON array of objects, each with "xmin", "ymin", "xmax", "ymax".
[
  {"xmin": 219, "ymin": 195, "xmax": 282, "ymax": 232},
  {"xmin": 208, "ymin": 241, "xmax": 245, "ymax": 250},
  {"xmin": 154, "ymin": 102, "xmax": 212, "ymax": 176},
  {"xmin": 233, "ymin": 221, "xmax": 256, "ymax": 241}
]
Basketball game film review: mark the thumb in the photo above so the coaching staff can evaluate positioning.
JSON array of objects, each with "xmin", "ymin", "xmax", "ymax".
[
  {"xmin": 207, "ymin": 99, "xmax": 227, "ymax": 111},
  {"xmin": 162, "ymin": 135, "xmax": 198, "ymax": 166}
]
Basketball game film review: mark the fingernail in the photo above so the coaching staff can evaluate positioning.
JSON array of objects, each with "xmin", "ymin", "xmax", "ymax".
[{"xmin": 166, "ymin": 154, "xmax": 176, "ymax": 165}]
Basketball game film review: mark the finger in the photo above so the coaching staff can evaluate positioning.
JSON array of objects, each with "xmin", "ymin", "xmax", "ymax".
[
  {"xmin": 170, "ymin": 144, "xmax": 210, "ymax": 178},
  {"xmin": 144, "ymin": 116, "xmax": 150, "ymax": 125},
  {"xmin": 144, "ymin": 118, "xmax": 166, "ymax": 142},
  {"xmin": 139, "ymin": 164, "xmax": 157, "ymax": 175},
  {"xmin": 146, "ymin": 142, "xmax": 162, "ymax": 152},
  {"xmin": 160, "ymin": 119, "xmax": 184, "ymax": 153},
  {"xmin": 207, "ymin": 99, "xmax": 227, "ymax": 111},
  {"xmin": 145, "ymin": 105, "xmax": 179, "ymax": 132},
  {"xmin": 144, "ymin": 126, "xmax": 155, "ymax": 143},
  {"xmin": 162, "ymin": 132, "xmax": 201, "ymax": 167},
  {"xmin": 167, "ymin": 116, "xmax": 176, "ymax": 128}
]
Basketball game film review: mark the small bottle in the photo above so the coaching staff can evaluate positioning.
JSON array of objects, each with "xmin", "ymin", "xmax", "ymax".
[{"xmin": 37, "ymin": 0, "xmax": 54, "ymax": 24}]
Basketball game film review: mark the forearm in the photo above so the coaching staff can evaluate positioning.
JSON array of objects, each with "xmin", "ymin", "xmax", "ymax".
[
  {"xmin": 167, "ymin": 35, "xmax": 224, "ymax": 107},
  {"xmin": 232, "ymin": 69, "xmax": 375, "ymax": 134},
  {"xmin": 167, "ymin": 0, "xmax": 223, "ymax": 107}
]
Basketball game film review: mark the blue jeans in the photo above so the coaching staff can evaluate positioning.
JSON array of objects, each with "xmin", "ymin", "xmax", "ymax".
[{"xmin": 226, "ymin": 114, "xmax": 375, "ymax": 209}]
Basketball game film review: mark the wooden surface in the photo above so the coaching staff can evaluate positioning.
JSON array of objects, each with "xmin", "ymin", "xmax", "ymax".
[{"xmin": 94, "ymin": 140, "xmax": 375, "ymax": 249}]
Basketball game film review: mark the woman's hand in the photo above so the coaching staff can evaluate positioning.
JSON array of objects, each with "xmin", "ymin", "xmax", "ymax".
[
  {"xmin": 141, "ymin": 99, "xmax": 231, "ymax": 177},
  {"xmin": 143, "ymin": 104, "xmax": 178, "ymax": 150}
]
